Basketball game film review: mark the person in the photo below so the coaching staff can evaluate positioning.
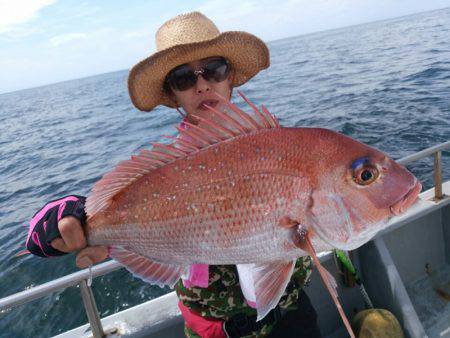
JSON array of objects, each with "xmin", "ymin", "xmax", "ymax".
[{"xmin": 26, "ymin": 12, "xmax": 322, "ymax": 338}]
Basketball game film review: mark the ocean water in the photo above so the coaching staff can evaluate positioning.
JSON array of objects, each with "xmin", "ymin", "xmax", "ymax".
[{"xmin": 1, "ymin": 7, "xmax": 449, "ymax": 338}]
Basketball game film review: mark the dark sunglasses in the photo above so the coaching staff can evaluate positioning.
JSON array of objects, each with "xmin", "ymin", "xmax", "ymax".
[{"xmin": 165, "ymin": 57, "xmax": 231, "ymax": 91}]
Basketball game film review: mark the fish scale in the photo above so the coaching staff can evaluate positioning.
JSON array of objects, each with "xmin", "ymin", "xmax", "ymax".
[
  {"xmin": 83, "ymin": 93, "xmax": 420, "ymax": 330},
  {"xmin": 87, "ymin": 129, "xmax": 312, "ymax": 262},
  {"xmin": 89, "ymin": 173, "xmax": 306, "ymax": 264}
]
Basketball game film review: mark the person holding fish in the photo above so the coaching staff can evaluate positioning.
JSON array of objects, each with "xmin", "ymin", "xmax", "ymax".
[
  {"xmin": 26, "ymin": 12, "xmax": 323, "ymax": 338},
  {"xmin": 25, "ymin": 11, "xmax": 421, "ymax": 338}
]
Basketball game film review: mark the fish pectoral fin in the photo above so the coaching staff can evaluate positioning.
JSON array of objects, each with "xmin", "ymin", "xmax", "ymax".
[
  {"xmin": 237, "ymin": 260, "xmax": 295, "ymax": 321},
  {"xmin": 109, "ymin": 246, "xmax": 187, "ymax": 288},
  {"xmin": 278, "ymin": 216, "xmax": 299, "ymax": 228}
]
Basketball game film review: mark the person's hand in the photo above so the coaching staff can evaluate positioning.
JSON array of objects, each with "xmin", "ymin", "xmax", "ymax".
[
  {"xmin": 27, "ymin": 195, "xmax": 108, "ymax": 267},
  {"xmin": 50, "ymin": 216, "xmax": 86, "ymax": 252},
  {"xmin": 49, "ymin": 216, "xmax": 109, "ymax": 268},
  {"xmin": 75, "ymin": 246, "xmax": 109, "ymax": 269}
]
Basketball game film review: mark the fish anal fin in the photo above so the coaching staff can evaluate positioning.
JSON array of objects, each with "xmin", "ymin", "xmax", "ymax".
[
  {"xmin": 109, "ymin": 246, "xmax": 187, "ymax": 288},
  {"xmin": 237, "ymin": 260, "xmax": 295, "ymax": 321}
]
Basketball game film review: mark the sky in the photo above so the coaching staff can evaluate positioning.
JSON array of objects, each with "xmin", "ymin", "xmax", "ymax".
[{"xmin": 1, "ymin": 0, "xmax": 450, "ymax": 94}]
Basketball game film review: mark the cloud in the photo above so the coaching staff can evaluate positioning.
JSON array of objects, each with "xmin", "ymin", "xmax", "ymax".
[
  {"xmin": 195, "ymin": 0, "xmax": 450, "ymax": 41},
  {"xmin": 122, "ymin": 30, "xmax": 151, "ymax": 39},
  {"xmin": 0, "ymin": 0, "xmax": 57, "ymax": 34},
  {"xmin": 194, "ymin": 0, "xmax": 332, "ymax": 40},
  {"xmin": 49, "ymin": 32, "xmax": 88, "ymax": 46},
  {"xmin": 2, "ymin": 0, "xmax": 450, "ymax": 94},
  {"xmin": 197, "ymin": 0, "xmax": 259, "ymax": 21}
]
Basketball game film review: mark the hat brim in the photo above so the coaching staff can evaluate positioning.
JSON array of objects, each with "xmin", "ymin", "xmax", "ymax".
[{"xmin": 128, "ymin": 31, "xmax": 269, "ymax": 112}]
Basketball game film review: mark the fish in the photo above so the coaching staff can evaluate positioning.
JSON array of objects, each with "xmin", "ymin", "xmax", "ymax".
[{"xmin": 84, "ymin": 91, "xmax": 421, "ymax": 335}]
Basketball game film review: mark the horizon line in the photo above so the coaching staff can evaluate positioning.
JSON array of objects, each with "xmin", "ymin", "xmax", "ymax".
[{"xmin": 1, "ymin": 5, "xmax": 448, "ymax": 96}]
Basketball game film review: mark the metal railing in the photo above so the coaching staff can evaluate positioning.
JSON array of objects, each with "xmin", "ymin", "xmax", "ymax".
[
  {"xmin": 397, "ymin": 140, "xmax": 450, "ymax": 200},
  {"xmin": 1, "ymin": 141, "xmax": 449, "ymax": 338}
]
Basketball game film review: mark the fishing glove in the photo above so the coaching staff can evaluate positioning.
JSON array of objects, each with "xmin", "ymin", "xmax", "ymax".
[{"xmin": 26, "ymin": 195, "xmax": 86, "ymax": 257}]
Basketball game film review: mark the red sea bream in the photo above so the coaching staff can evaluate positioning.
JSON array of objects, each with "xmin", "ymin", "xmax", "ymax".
[{"xmin": 84, "ymin": 92, "xmax": 421, "ymax": 334}]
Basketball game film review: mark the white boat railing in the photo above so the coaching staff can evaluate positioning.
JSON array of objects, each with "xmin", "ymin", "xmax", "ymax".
[{"xmin": 1, "ymin": 140, "xmax": 449, "ymax": 338}]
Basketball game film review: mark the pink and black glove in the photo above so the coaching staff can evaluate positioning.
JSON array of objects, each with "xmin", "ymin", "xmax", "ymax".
[{"xmin": 26, "ymin": 195, "xmax": 86, "ymax": 257}]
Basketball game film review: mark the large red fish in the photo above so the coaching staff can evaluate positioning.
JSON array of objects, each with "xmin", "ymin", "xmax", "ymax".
[{"xmin": 85, "ymin": 92, "xmax": 421, "ymax": 335}]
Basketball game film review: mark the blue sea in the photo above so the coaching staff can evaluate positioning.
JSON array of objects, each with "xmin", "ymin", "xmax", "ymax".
[{"xmin": 1, "ymin": 8, "xmax": 449, "ymax": 338}]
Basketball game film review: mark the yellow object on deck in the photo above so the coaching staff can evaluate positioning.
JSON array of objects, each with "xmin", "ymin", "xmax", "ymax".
[{"xmin": 352, "ymin": 309, "xmax": 404, "ymax": 338}]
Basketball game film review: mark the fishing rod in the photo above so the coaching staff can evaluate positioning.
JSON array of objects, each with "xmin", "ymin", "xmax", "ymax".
[{"xmin": 334, "ymin": 249, "xmax": 374, "ymax": 309}]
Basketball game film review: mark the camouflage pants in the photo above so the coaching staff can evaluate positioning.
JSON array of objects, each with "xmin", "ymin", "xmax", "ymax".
[{"xmin": 175, "ymin": 257, "xmax": 313, "ymax": 337}]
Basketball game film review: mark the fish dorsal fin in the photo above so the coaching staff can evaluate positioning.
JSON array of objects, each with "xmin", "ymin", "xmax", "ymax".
[
  {"xmin": 237, "ymin": 260, "xmax": 295, "ymax": 321},
  {"xmin": 85, "ymin": 91, "xmax": 279, "ymax": 217}
]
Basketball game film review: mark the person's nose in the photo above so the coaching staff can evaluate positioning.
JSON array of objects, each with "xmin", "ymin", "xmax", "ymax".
[{"xmin": 195, "ymin": 75, "xmax": 211, "ymax": 94}]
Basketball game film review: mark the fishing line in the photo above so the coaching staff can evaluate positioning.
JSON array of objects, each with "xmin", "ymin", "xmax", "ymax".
[
  {"xmin": 176, "ymin": 107, "xmax": 186, "ymax": 118},
  {"xmin": 87, "ymin": 264, "xmax": 93, "ymax": 287}
]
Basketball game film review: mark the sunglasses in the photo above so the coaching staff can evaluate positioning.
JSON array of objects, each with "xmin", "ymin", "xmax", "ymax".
[{"xmin": 165, "ymin": 57, "xmax": 231, "ymax": 91}]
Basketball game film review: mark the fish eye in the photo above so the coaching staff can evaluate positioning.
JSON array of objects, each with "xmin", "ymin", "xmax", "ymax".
[
  {"xmin": 353, "ymin": 165, "xmax": 379, "ymax": 185},
  {"xmin": 351, "ymin": 157, "xmax": 379, "ymax": 186}
]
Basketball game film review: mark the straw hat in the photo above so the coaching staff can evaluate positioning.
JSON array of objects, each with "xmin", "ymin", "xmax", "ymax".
[{"xmin": 128, "ymin": 12, "xmax": 270, "ymax": 112}]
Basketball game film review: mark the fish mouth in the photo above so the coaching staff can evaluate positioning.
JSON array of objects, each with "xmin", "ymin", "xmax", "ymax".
[
  {"xmin": 197, "ymin": 99, "xmax": 219, "ymax": 111},
  {"xmin": 389, "ymin": 179, "xmax": 422, "ymax": 216}
]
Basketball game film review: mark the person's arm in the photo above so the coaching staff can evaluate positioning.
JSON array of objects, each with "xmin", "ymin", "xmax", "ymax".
[{"xmin": 26, "ymin": 195, "xmax": 108, "ymax": 267}]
